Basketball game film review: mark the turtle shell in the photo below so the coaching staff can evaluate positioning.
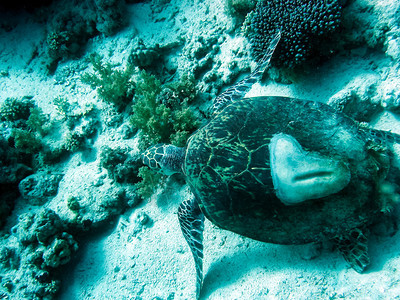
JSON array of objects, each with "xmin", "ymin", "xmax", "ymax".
[{"xmin": 183, "ymin": 96, "xmax": 389, "ymax": 245}]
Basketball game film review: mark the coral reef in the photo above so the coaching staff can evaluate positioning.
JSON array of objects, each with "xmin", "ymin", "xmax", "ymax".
[
  {"xmin": 242, "ymin": 0, "xmax": 342, "ymax": 67},
  {"xmin": 81, "ymin": 53, "xmax": 135, "ymax": 110},
  {"xmin": 60, "ymin": 119, "xmax": 98, "ymax": 153},
  {"xmin": 225, "ymin": 0, "xmax": 257, "ymax": 20},
  {"xmin": 0, "ymin": 95, "xmax": 99, "ymax": 226},
  {"xmin": 0, "ymin": 209, "xmax": 78, "ymax": 299},
  {"xmin": 100, "ymin": 146, "xmax": 142, "ymax": 184},
  {"xmin": 45, "ymin": 0, "xmax": 126, "ymax": 71},
  {"xmin": 1, "ymin": 96, "xmax": 98, "ymax": 168},
  {"xmin": 1, "ymin": 0, "xmax": 400, "ymax": 298},
  {"xmin": 131, "ymin": 71, "xmax": 201, "ymax": 148},
  {"xmin": 185, "ymin": 34, "xmax": 220, "ymax": 80},
  {"xmin": 0, "ymin": 137, "xmax": 32, "ymax": 228},
  {"xmin": 48, "ymin": 161, "xmax": 135, "ymax": 228},
  {"xmin": 51, "ymin": 97, "xmax": 99, "ymax": 157},
  {"xmin": 0, "ymin": 97, "xmax": 34, "ymax": 123},
  {"xmin": 99, "ymin": 147, "xmax": 148, "ymax": 204},
  {"xmin": 0, "ymin": 97, "xmax": 50, "ymax": 156},
  {"xmin": 18, "ymin": 172, "xmax": 63, "ymax": 206},
  {"xmin": 129, "ymin": 40, "xmax": 161, "ymax": 68},
  {"xmin": 93, "ymin": 0, "xmax": 126, "ymax": 36},
  {"xmin": 46, "ymin": 6, "xmax": 96, "ymax": 71},
  {"xmin": 53, "ymin": 96, "xmax": 74, "ymax": 121},
  {"xmin": 135, "ymin": 166, "xmax": 163, "ymax": 199},
  {"xmin": 53, "ymin": 97, "xmax": 98, "ymax": 128},
  {"xmin": 27, "ymin": 106, "xmax": 51, "ymax": 136},
  {"xmin": 11, "ymin": 128, "xmax": 43, "ymax": 154},
  {"xmin": 0, "ymin": 98, "xmax": 50, "ymax": 227}
]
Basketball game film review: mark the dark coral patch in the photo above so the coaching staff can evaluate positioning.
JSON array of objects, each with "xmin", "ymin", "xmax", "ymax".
[{"xmin": 243, "ymin": 0, "xmax": 343, "ymax": 67}]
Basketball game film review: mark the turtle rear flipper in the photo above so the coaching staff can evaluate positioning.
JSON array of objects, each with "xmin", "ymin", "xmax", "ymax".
[
  {"xmin": 178, "ymin": 197, "xmax": 205, "ymax": 299},
  {"xmin": 335, "ymin": 228, "xmax": 370, "ymax": 273}
]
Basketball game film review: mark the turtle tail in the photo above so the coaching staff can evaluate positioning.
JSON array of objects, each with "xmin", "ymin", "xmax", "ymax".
[{"xmin": 210, "ymin": 30, "xmax": 281, "ymax": 115}]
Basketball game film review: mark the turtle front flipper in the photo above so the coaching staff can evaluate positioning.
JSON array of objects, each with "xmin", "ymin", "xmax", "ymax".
[
  {"xmin": 178, "ymin": 197, "xmax": 205, "ymax": 299},
  {"xmin": 334, "ymin": 228, "xmax": 370, "ymax": 273},
  {"xmin": 210, "ymin": 30, "xmax": 281, "ymax": 114}
]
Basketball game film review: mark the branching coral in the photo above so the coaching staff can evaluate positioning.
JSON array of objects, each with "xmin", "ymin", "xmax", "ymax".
[
  {"xmin": 135, "ymin": 166, "xmax": 163, "ymax": 199},
  {"xmin": 81, "ymin": 53, "xmax": 135, "ymax": 110},
  {"xmin": 129, "ymin": 72, "xmax": 201, "ymax": 199},
  {"xmin": 0, "ymin": 97, "xmax": 49, "ymax": 156},
  {"xmin": 130, "ymin": 71, "xmax": 201, "ymax": 148},
  {"xmin": 53, "ymin": 96, "xmax": 74, "ymax": 121},
  {"xmin": 46, "ymin": 7, "xmax": 97, "ymax": 71},
  {"xmin": 27, "ymin": 107, "xmax": 51, "ymax": 136},
  {"xmin": 11, "ymin": 128, "xmax": 43, "ymax": 154},
  {"xmin": 242, "ymin": 0, "xmax": 343, "ymax": 67},
  {"xmin": 100, "ymin": 146, "xmax": 142, "ymax": 184},
  {"xmin": 0, "ymin": 97, "xmax": 34, "ymax": 123}
]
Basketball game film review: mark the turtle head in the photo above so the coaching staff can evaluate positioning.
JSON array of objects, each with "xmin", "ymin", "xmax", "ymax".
[{"xmin": 142, "ymin": 144, "xmax": 185, "ymax": 175}]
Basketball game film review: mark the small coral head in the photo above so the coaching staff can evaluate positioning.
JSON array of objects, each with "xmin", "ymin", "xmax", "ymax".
[{"xmin": 142, "ymin": 144, "xmax": 185, "ymax": 175}]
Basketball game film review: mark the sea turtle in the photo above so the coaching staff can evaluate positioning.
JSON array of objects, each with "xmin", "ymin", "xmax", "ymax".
[{"xmin": 142, "ymin": 32, "xmax": 399, "ymax": 298}]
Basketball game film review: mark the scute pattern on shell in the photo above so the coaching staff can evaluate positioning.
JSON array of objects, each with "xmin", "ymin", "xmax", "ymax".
[{"xmin": 183, "ymin": 97, "xmax": 387, "ymax": 245}]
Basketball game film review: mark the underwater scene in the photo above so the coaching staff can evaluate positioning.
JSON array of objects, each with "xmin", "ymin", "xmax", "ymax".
[{"xmin": 1, "ymin": 0, "xmax": 400, "ymax": 299}]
